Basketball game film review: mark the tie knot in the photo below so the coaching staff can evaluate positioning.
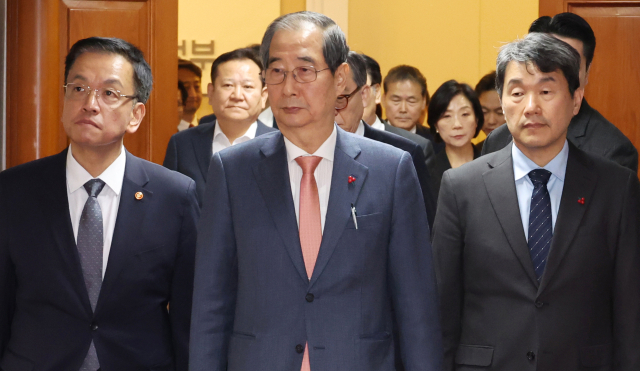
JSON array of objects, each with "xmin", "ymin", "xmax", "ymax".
[
  {"xmin": 295, "ymin": 156, "xmax": 323, "ymax": 175},
  {"xmin": 528, "ymin": 169, "xmax": 552, "ymax": 187},
  {"xmin": 83, "ymin": 179, "xmax": 106, "ymax": 198}
]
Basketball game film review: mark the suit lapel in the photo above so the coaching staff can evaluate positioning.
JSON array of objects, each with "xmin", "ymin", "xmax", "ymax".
[
  {"xmin": 96, "ymin": 151, "xmax": 151, "ymax": 312},
  {"xmin": 538, "ymin": 144, "xmax": 596, "ymax": 293},
  {"xmin": 253, "ymin": 133, "xmax": 309, "ymax": 284},
  {"xmin": 309, "ymin": 131, "xmax": 368, "ymax": 288},
  {"xmin": 191, "ymin": 122, "xmax": 215, "ymax": 182},
  {"xmin": 483, "ymin": 145, "xmax": 539, "ymax": 287}
]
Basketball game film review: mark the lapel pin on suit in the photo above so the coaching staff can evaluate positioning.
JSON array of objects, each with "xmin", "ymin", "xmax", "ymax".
[
  {"xmin": 578, "ymin": 197, "xmax": 585, "ymax": 205},
  {"xmin": 348, "ymin": 175, "xmax": 356, "ymax": 184},
  {"xmin": 135, "ymin": 191, "xmax": 144, "ymax": 200}
]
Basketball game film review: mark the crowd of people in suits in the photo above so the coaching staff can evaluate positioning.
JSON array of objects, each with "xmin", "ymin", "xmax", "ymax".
[{"xmin": 0, "ymin": 9, "xmax": 638, "ymax": 371}]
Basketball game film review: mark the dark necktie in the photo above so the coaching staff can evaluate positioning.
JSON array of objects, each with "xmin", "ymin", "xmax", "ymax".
[
  {"xmin": 77, "ymin": 179, "xmax": 105, "ymax": 371},
  {"xmin": 527, "ymin": 169, "xmax": 553, "ymax": 281}
]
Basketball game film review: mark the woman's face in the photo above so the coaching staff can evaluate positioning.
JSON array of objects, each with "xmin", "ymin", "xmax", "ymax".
[{"xmin": 436, "ymin": 94, "xmax": 478, "ymax": 148}]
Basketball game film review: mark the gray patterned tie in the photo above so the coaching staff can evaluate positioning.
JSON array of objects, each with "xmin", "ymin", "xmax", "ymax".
[{"xmin": 77, "ymin": 178, "xmax": 105, "ymax": 371}]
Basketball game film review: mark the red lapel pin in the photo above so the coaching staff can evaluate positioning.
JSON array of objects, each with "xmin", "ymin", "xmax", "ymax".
[
  {"xmin": 577, "ymin": 197, "xmax": 585, "ymax": 205},
  {"xmin": 348, "ymin": 176, "xmax": 356, "ymax": 184}
]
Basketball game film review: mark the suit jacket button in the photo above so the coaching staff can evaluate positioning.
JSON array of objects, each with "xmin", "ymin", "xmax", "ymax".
[
  {"xmin": 535, "ymin": 301, "xmax": 544, "ymax": 308},
  {"xmin": 296, "ymin": 344, "xmax": 305, "ymax": 354},
  {"xmin": 91, "ymin": 323, "xmax": 98, "ymax": 331},
  {"xmin": 305, "ymin": 293, "xmax": 314, "ymax": 302},
  {"xmin": 527, "ymin": 351, "xmax": 535, "ymax": 361}
]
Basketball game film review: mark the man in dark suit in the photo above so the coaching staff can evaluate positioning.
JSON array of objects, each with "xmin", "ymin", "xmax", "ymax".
[
  {"xmin": 0, "ymin": 37, "xmax": 198, "ymax": 370},
  {"xmin": 335, "ymin": 51, "xmax": 436, "ymax": 230},
  {"xmin": 189, "ymin": 11, "xmax": 443, "ymax": 371},
  {"xmin": 433, "ymin": 33, "xmax": 640, "ymax": 371},
  {"xmin": 164, "ymin": 47, "xmax": 276, "ymax": 205},
  {"xmin": 360, "ymin": 54, "xmax": 436, "ymax": 168},
  {"xmin": 482, "ymin": 13, "xmax": 638, "ymax": 172}
]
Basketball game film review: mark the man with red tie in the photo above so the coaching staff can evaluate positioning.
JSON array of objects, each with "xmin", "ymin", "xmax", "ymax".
[{"xmin": 189, "ymin": 11, "xmax": 443, "ymax": 371}]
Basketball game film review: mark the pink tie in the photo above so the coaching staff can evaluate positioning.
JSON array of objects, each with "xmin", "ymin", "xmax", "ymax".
[{"xmin": 295, "ymin": 155, "xmax": 323, "ymax": 371}]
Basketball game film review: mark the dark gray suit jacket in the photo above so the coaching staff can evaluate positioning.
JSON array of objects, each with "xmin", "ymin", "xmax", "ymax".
[
  {"xmin": 481, "ymin": 99, "xmax": 638, "ymax": 172},
  {"xmin": 433, "ymin": 142, "xmax": 640, "ymax": 371},
  {"xmin": 382, "ymin": 122, "xmax": 436, "ymax": 168},
  {"xmin": 163, "ymin": 120, "xmax": 276, "ymax": 205}
]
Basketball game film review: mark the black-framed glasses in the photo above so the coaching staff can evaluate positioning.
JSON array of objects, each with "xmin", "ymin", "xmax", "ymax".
[
  {"xmin": 63, "ymin": 83, "xmax": 137, "ymax": 107},
  {"xmin": 262, "ymin": 66, "xmax": 330, "ymax": 85},
  {"xmin": 335, "ymin": 85, "xmax": 362, "ymax": 110}
]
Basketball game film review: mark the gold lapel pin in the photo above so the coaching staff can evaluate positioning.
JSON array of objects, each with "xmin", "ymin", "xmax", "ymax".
[{"xmin": 135, "ymin": 192, "xmax": 144, "ymax": 200}]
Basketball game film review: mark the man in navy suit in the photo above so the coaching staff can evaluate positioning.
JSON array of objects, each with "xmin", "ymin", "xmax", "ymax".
[
  {"xmin": 164, "ymin": 47, "xmax": 276, "ymax": 205},
  {"xmin": 189, "ymin": 11, "xmax": 443, "ymax": 371},
  {"xmin": 0, "ymin": 37, "xmax": 199, "ymax": 370}
]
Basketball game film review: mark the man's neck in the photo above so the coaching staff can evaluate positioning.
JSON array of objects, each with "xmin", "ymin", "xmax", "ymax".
[
  {"xmin": 280, "ymin": 120, "xmax": 334, "ymax": 154},
  {"xmin": 70, "ymin": 141, "xmax": 123, "ymax": 178},
  {"xmin": 363, "ymin": 112, "xmax": 376, "ymax": 126},
  {"xmin": 514, "ymin": 138, "xmax": 566, "ymax": 167},
  {"xmin": 182, "ymin": 112, "xmax": 196, "ymax": 124},
  {"xmin": 217, "ymin": 118, "xmax": 254, "ymax": 143}
]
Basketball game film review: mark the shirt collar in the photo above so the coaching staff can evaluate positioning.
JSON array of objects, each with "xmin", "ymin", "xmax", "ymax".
[
  {"xmin": 284, "ymin": 124, "xmax": 337, "ymax": 164},
  {"xmin": 213, "ymin": 120, "xmax": 258, "ymax": 142},
  {"xmin": 177, "ymin": 119, "xmax": 191, "ymax": 131},
  {"xmin": 512, "ymin": 140, "xmax": 569, "ymax": 182},
  {"xmin": 355, "ymin": 120, "xmax": 366, "ymax": 137},
  {"xmin": 66, "ymin": 145, "xmax": 127, "ymax": 196},
  {"xmin": 410, "ymin": 125, "xmax": 417, "ymax": 134}
]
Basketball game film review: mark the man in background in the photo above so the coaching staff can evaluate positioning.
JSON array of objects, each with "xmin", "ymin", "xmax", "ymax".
[
  {"xmin": 178, "ymin": 58, "xmax": 204, "ymax": 130},
  {"xmin": 475, "ymin": 71, "xmax": 505, "ymax": 137}
]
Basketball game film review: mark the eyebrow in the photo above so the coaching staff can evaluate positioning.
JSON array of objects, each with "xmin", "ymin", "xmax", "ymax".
[
  {"xmin": 267, "ymin": 56, "xmax": 317, "ymax": 66},
  {"xmin": 103, "ymin": 78, "xmax": 124, "ymax": 88}
]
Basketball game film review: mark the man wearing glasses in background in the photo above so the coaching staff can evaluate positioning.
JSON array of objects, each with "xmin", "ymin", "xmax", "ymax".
[
  {"xmin": 0, "ymin": 37, "xmax": 198, "ymax": 370},
  {"xmin": 189, "ymin": 11, "xmax": 443, "ymax": 371}
]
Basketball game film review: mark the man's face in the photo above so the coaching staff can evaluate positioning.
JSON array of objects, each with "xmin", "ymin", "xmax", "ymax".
[
  {"xmin": 177, "ymin": 89, "xmax": 184, "ymax": 123},
  {"xmin": 553, "ymin": 35, "xmax": 588, "ymax": 89},
  {"xmin": 266, "ymin": 24, "xmax": 347, "ymax": 133},
  {"xmin": 178, "ymin": 68, "xmax": 202, "ymax": 115},
  {"xmin": 62, "ymin": 52, "xmax": 144, "ymax": 151},
  {"xmin": 361, "ymin": 74, "xmax": 381, "ymax": 122},
  {"xmin": 383, "ymin": 79, "xmax": 426, "ymax": 130},
  {"xmin": 335, "ymin": 71, "xmax": 367, "ymax": 133},
  {"xmin": 479, "ymin": 90, "xmax": 504, "ymax": 135},
  {"xmin": 502, "ymin": 61, "xmax": 582, "ymax": 161},
  {"xmin": 208, "ymin": 58, "xmax": 267, "ymax": 125}
]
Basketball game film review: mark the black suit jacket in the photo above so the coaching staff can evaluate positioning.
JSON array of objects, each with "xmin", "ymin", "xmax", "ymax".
[
  {"xmin": 430, "ymin": 143, "xmax": 482, "ymax": 202},
  {"xmin": 0, "ymin": 150, "xmax": 199, "ymax": 371},
  {"xmin": 481, "ymin": 99, "xmax": 638, "ymax": 172},
  {"xmin": 363, "ymin": 122, "xmax": 436, "ymax": 230},
  {"xmin": 163, "ymin": 120, "xmax": 276, "ymax": 205},
  {"xmin": 382, "ymin": 122, "xmax": 436, "ymax": 168},
  {"xmin": 433, "ymin": 142, "xmax": 640, "ymax": 370},
  {"xmin": 414, "ymin": 124, "xmax": 445, "ymax": 154}
]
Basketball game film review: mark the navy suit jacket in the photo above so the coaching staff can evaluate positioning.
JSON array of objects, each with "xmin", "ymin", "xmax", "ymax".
[
  {"xmin": 382, "ymin": 122, "xmax": 435, "ymax": 168},
  {"xmin": 0, "ymin": 150, "xmax": 199, "ymax": 371},
  {"xmin": 189, "ymin": 128, "xmax": 443, "ymax": 371},
  {"xmin": 163, "ymin": 120, "xmax": 276, "ymax": 205}
]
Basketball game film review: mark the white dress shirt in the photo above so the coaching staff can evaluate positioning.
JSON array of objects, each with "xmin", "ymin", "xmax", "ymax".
[
  {"xmin": 211, "ymin": 120, "xmax": 258, "ymax": 155},
  {"xmin": 66, "ymin": 145, "xmax": 126, "ymax": 278},
  {"xmin": 284, "ymin": 124, "xmax": 337, "ymax": 232},
  {"xmin": 371, "ymin": 116, "xmax": 385, "ymax": 131},
  {"xmin": 355, "ymin": 120, "xmax": 366, "ymax": 137},
  {"xmin": 512, "ymin": 140, "xmax": 568, "ymax": 241},
  {"xmin": 410, "ymin": 126, "xmax": 417, "ymax": 134},
  {"xmin": 177, "ymin": 119, "xmax": 191, "ymax": 132},
  {"xmin": 258, "ymin": 106, "xmax": 274, "ymax": 127}
]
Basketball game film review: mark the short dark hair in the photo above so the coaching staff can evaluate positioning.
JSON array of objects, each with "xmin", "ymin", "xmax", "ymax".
[
  {"xmin": 178, "ymin": 80, "xmax": 188, "ymax": 106},
  {"xmin": 475, "ymin": 71, "xmax": 497, "ymax": 96},
  {"xmin": 178, "ymin": 58, "xmax": 202, "ymax": 79},
  {"xmin": 529, "ymin": 13, "xmax": 596, "ymax": 70},
  {"xmin": 496, "ymin": 33, "xmax": 581, "ymax": 98},
  {"xmin": 65, "ymin": 37, "xmax": 153, "ymax": 103},
  {"xmin": 260, "ymin": 11, "xmax": 348, "ymax": 74},
  {"xmin": 346, "ymin": 51, "xmax": 367, "ymax": 88},
  {"xmin": 361, "ymin": 53, "xmax": 382, "ymax": 85},
  {"xmin": 428, "ymin": 80, "xmax": 484, "ymax": 143},
  {"xmin": 210, "ymin": 47, "xmax": 264, "ymax": 87},
  {"xmin": 383, "ymin": 65, "xmax": 430, "ymax": 103}
]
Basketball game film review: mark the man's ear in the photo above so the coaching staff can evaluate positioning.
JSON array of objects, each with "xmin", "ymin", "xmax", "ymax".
[
  {"xmin": 334, "ymin": 63, "xmax": 349, "ymax": 94},
  {"xmin": 207, "ymin": 83, "xmax": 215, "ymax": 106},
  {"xmin": 572, "ymin": 86, "xmax": 584, "ymax": 116},
  {"xmin": 584, "ymin": 65, "xmax": 590, "ymax": 87},
  {"xmin": 127, "ymin": 102, "xmax": 146, "ymax": 134},
  {"xmin": 361, "ymin": 85, "xmax": 371, "ymax": 107},
  {"xmin": 374, "ymin": 83, "xmax": 382, "ymax": 104},
  {"xmin": 261, "ymin": 86, "xmax": 268, "ymax": 110}
]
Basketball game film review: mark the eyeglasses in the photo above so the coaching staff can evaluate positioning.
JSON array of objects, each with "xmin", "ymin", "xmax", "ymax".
[
  {"xmin": 262, "ymin": 66, "xmax": 330, "ymax": 85},
  {"xmin": 63, "ymin": 83, "xmax": 137, "ymax": 106},
  {"xmin": 335, "ymin": 85, "xmax": 362, "ymax": 110}
]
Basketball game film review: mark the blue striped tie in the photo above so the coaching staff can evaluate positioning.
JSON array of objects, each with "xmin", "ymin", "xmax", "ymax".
[{"xmin": 528, "ymin": 169, "xmax": 552, "ymax": 281}]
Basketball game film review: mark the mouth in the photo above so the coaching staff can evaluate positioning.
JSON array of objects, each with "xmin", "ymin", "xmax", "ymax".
[
  {"xmin": 452, "ymin": 135, "xmax": 466, "ymax": 140},
  {"xmin": 76, "ymin": 119, "xmax": 99, "ymax": 129},
  {"xmin": 282, "ymin": 106, "xmax": 303, "ymax": 114}
]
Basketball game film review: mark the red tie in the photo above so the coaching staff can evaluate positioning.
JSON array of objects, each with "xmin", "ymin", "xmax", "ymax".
[{"xmin": 295, "ymin": 155, "xmax": 323, "ymax": 371}]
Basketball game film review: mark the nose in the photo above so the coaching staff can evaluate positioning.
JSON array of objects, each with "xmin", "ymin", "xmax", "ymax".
[
  {"xmin": 452, "ymin": 115, "xmax": 463, "ymax": 129},
  {"xmin": 281, "ymin": 70, "xmax": 298, "ymax": 97},
  {"xmin": 399, "ymin": 100, "xmax": 408, "ymax": 113},
  {"xmin": 230, "ymin": 85, "xmax": 243, "ymax": 100},
  {"xmin": 524, "ymin": 93, "xmax": 541, "ymax": 117},
  {"xmin": 82, "ymin": 89, "xmax": 100, "ymax": 113}
]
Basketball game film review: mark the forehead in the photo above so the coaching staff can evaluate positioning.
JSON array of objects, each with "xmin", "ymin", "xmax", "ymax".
[
  {"xmin": 178, "ymin": 68, "xmax": 200, "ymax": 82},
  {"xmin": 448, "ymin": 94, "xmax": 472, "ymax": 109},
  {"xmin": 504, "ymin": 61, "xmax": 567, "ymax": 86},
  {"xmin": 68, "ymin": 52, "xmax": 133, "ymax": 84},
  {"xmin": 216, "ymin": 58, "xmax": 261, "ymax": 77},
  {"xmin": 269, "ymin": 24, "xmax": 325, "ymax": 65},
  {"xmin": 387, "ymin": 79, "xmax": 422, "ymax": 97},
  {"xmin": 479, "ymin": 90, "xmax": 501, "ymax": 106}
]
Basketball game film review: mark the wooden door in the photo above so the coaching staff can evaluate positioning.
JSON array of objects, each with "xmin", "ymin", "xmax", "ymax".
[
  {"xmin": 540, "ymin": 0, "xmax": 640, "ymax": 156},
  {"xmin": 6, "ymin": 0, "xmax": 177, "ymax": 168}
]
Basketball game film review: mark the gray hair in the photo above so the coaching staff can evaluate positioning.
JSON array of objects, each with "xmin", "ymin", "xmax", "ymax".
[
  {"xmin": 496, "ymin": 32, "xmax": 581, "ymax": 98},
  {"xmin": 260, "ymin": 11, "xmax": 349, "ymax": 74},
  {"xmin": 346, "ymin": 52, "xmax": 367, "ymax": 87}
]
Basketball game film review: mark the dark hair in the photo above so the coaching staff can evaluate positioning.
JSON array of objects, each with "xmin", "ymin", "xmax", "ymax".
[
  {"xmin": 428, "ymin": 80, "xmax": 484, "ymax": 142},
  {"xmin": 529, "ymin": 13, "xmax": 596, "ymax": 70},
  {"xmin": 346, "ymin": 51, "xmax": 367, "ymax": 88},
  {"xmin": 475, "ymin": 71, "xmax": 497, "ymax": 96},
  {"xmin": 260, "ymin": 11, "xmax": 348, "ymax": 74},
  {"xmin": 383, "ymin": 65, "xmax": 430, "ymax": 103},
  {"xmin": 178, "ymin": 58, "xmax": 203, "ymax": 79},
  {"xmin": 178, "ymin": 80, "xmax": 188, "ymax": 106},
  {"xmin": 361, "ymin": 53, "xmax": 382, "ymax": 85},
  {"xmin": 496, "ymin": 33, "xmax": 581, "ymax": 98},
  {"xmin": 247, "ymin": 43, "xmax": 261, "ymax": 58},
  {"xmin": 210, "ymin": 47, "xmax": 264, "ymax": 87},
  {"xmin": 65, "ymin": 37, "xmax": 153, "ymax": 103}
]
